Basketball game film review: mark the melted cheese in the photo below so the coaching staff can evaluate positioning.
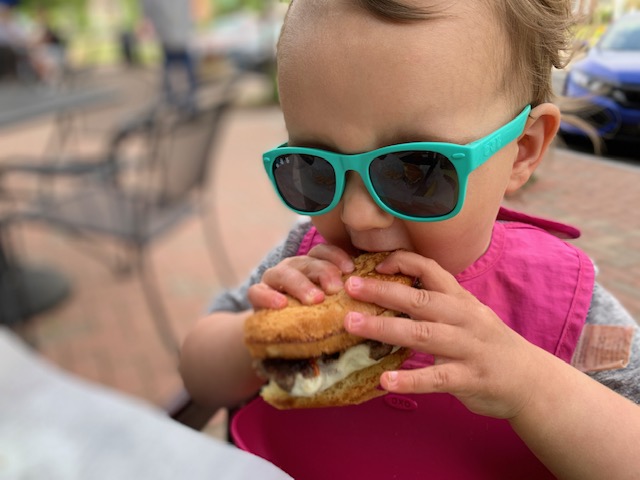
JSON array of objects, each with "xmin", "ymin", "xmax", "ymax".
[{"xmin": 286, "ymin": 344, "xmax": 396, "ymax": 397}]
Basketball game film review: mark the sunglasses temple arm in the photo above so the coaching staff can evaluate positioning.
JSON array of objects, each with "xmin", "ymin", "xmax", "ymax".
[{"xmin": 468, "ymin": 105, "xmax": 532, "ymax": 169}]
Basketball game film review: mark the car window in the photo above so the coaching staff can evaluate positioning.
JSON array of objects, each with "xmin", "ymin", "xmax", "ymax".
[{"xmin": 599, "ymin": 16, "xmax": 640, "ymax": 51}]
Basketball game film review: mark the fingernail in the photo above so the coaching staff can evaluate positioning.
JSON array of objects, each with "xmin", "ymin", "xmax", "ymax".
[
  {"xmin": 305, "ymin": 288, "xmax": 324, "ymax": 304},
  {"xmin": 342, "ymin": 261, "xmax": 355, "ymax": 273},
  {"xmin": 272, "ymin": 294, "xmax": 287, "ymax": 309},
  {"xmin": 327, "ymin": 279, "xmax": 343, "ymax": 294},
  {"xmin": 347, "ymin": 276, "xmax": 362, "ymax": 290},
  {"xmin": 386, "ymin": 371, "xmax": 398, "ymax": 389},
  {"xmin": 346, "ymin": 312, "xmax": 364, "ymax": 329}
]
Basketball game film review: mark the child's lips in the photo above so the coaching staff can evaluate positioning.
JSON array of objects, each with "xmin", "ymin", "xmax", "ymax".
[
  {"xmin": 347, "ymin": 231, "xmax": 412, "ymax": 256},
  {"xmin": 351, "ymin": 242, "xmax": 408, "ymax": 255},
  {"xmin": 352, "ymin": 246, "xmax": 405, "ymax": 256}
]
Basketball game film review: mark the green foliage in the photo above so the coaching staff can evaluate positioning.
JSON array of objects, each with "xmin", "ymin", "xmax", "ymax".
[
  {"xmin": 17, "ymin": 0, "xmax": 88, "ymax": 17},
  {"xmin": 18, "ymin": 0, "xmax": 86, "ymax": 9},
  {"xmin": 593, "ymin": 5, "xmax": 613, "ymax": 24},
  {"xmin": 16, "ymin": 0, "xmax": 90, "ymax": 30},
  {"xmin": 119, "ymin": 0, "xmax": 142, "ymax": 30},
  {"xmin": 213, "ymin": 0, "xmax": 279, "ymax": 15}
]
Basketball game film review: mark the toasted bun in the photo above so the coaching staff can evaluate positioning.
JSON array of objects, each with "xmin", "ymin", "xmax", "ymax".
[
  {"xmin": 244, "ymin": 251, "xmax": 412, "ymax": 359},
  {"xmin": 261, "ymin": 347, "xmax": 411, "ymax": 409}
]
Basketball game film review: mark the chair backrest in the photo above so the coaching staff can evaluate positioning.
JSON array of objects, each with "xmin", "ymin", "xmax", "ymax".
[
  {"xmin": 110, "ymin": 75, "xmax": 238, "ymax": 208},
  {"xmin": 119, "ymin": 79, "xmax": 235, "ymax": 204}
]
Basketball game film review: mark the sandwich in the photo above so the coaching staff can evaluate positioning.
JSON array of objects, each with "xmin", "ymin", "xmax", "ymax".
[{"xmin": 244, "ymin": 251, "xmax": 413, "ymax": 409}]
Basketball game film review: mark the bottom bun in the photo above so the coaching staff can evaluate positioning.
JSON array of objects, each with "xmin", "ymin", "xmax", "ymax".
[{"xmin": 261, "ymin": 347, "xmax": 411, "ymax": 409}]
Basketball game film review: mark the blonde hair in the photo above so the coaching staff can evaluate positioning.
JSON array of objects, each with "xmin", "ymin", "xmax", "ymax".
[{"xmin": 355, "ymin": 0, "xmax": 576, "ymax": 107}]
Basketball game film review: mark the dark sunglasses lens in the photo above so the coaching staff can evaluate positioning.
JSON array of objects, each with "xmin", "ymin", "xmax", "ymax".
[
  {"xmin": 369, "ymin": 151, "xmax": 459, "ymax": 218},
  {"xmin": 272, "ymin": 154, "xmax": 336, "ymax": 213}
]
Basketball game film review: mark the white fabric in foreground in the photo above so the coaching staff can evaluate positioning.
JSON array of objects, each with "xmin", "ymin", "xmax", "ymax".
[{"xmin": 0, "ymin": 328, "xmax": 291, "ymax": 480}]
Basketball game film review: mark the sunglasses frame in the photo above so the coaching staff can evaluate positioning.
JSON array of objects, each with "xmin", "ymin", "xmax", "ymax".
[{"xmin": 263, "ymin": 105, "xmax": 532, "ymax": 222}]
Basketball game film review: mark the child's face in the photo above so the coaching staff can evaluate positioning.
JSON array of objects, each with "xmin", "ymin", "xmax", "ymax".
[{"xmin": 278, "ymin": 0, "xmax": 525, "ymax": 274}]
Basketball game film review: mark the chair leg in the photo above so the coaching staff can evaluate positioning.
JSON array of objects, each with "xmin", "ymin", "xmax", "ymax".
[
  {"xmin": 0, "ymin": 228, "xmax": 23, "ymax": 325},
  {"xmin": 166, "ymin": 388, "xmax": 221, "ymax": 432},
  {"xmin": 0, "ymin": 225, "xmax": 41, "ymax": 348},
  {"xmin": 132, "ymin": 247, "xmax": 180, "ymax": 356},
  {"xmin": 198, "ymin": 207, "xmax": 238, "ymax": 288}
]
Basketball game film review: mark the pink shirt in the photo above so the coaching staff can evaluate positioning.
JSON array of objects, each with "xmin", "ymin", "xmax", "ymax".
[{"xmin": 232, "ymin": 208, "xmax": 595, "ymax": 479}]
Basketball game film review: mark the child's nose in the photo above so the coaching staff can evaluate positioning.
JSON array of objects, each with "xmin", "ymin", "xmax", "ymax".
[{"xmin": 340, "ymin": 173, "xmax": 394, "ymax": 230}]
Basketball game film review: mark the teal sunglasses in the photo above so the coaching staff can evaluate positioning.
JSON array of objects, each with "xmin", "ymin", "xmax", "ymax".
[{"xmin": 263, "ymin": 105, "xmax": 531, "ymax": 222}]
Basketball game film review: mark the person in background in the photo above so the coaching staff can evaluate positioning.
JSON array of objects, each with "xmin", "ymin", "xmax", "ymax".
[
  {"xmin": 0, "ymin": 4, "xmax": 35, "ymax": 81},
  {"xmin": 140, "ymin": 0, "xmax": 197, "ymax": 110},
  {"xmin": 0, "ymin": 5, "xmax": 66, "ymax": 84},
  {"xmin": 31, "ymin": 7, "xmax": 67, "ymax": 83}
]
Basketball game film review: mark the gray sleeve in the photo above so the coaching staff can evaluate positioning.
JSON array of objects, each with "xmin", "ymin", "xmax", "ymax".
[
  {"xmin": 206, "ymin": 219, "xmax": 313, "ymax": 313},
  {"xmin": 585, "ymin": 282, "xmax": 640, "ymax": 404}
]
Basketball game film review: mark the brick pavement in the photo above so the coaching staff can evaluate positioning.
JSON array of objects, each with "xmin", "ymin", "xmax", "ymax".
[
  {"xmin": 503, "ymin": 147, "xmax": 640, "ymax": 319},
  {"xmin": 1, "ymin": 69, "xmax": 639, "ymax": 438}
]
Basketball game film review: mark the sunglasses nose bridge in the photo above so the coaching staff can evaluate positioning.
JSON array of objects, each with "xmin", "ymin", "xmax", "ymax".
[
  {"xmin": 336, "ymin": 152, "xmax": 370, "ymax": 177},
  {"xmin": 328, "ymin": 153, "xmax": 370, "ymax": 198}
]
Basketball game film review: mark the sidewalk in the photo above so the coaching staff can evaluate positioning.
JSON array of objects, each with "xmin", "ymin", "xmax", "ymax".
[
  {"xmin": 2, "ymin": 69, "xmax": 639, "ymax": 438},
  {"xmin": 503, "ymin": 146, "xmax": 640, "ymax": 318}
]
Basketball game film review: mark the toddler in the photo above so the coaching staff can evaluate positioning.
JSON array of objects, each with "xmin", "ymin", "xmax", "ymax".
[{"xmin": 180, "ymin": 1, "xmax": 640, "ymax": 478}]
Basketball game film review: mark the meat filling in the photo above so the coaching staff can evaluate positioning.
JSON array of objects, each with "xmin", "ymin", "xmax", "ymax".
[{"xmin": 257, "ymin": 340, "xmax": 395, "ymax": 393}]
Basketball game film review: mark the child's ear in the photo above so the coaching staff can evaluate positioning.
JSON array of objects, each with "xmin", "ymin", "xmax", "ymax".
[{"xmin": 506, "ymin": 103, "xmax": 561, "ymax": 195}]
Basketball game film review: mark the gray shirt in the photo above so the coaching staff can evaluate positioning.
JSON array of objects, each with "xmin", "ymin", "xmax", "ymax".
[
  {"xmin": 210, "ymin": 220, "xmax": 640, "ymax": 404},
  {"xmin": 141, "ymin": 0, "xmax": 193, "ymax": 49}
]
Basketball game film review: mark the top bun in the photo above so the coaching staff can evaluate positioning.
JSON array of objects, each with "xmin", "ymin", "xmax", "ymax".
[{"xmin": 244, "ymin": 251, "xmax": 412, "ymax": 359}]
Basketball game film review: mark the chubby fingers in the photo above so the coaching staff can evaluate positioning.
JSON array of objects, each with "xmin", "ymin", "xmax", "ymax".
[
  {"xmin": 344, "ymin": 274, "xmax": 466, "ymax": 326},
  {"xmin": 307, "ymin": 243, "xmax": 355, "ymax": 274},
  {"xmin": 261, "ymin": 265, "xmax": 326, "ymax": 305},
  {"xmin": 345, "ymin": 311, "xmax": 464, "ymax": 358},
  {"xmin": 247, "ymin": 283, "xmax": 288, "ymax": 310},
  {"xmin": 257, "ymin": 247, "xmax": 353, "ymax": 307},
  {"xmin": 344, "ymin": 311, "xmax": 472, "ymax": 395},
  {"xmin": 380, "ymin": 364, "xmax": 470, "ymax": 395},
  {"xmin": 344, "ymin": 250, "xmax": 473, "ymax": 321},
  {"xmin": 375, "ymin": 250, "xmax": 461, "ymax": 294},
  {"xmin": 345, "ymin": 312, "xmax": 475, "ymax": 396}
]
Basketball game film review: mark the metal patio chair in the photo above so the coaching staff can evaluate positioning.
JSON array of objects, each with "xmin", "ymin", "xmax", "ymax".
[{"xmin": 0, "ymin": 75, "xmax": 239, "ymax": 354}]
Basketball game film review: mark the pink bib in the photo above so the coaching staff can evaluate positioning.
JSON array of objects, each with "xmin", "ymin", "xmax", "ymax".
[{"xmin": 232, "ymin": 207, "xmax": 595, "ymax": 479}]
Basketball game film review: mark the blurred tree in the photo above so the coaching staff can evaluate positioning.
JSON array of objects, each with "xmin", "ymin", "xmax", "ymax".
[
  {"xmin": 18, "ymin": 0, "xmax": 87, "ymax": 7},
  {"xmin": 212, "ymin": 0, "xmax": 278, "ymax": 15},
  {"xmin": 17, "ymin": 0, "xmax": 90, "ymax": 30},
  {"xmin": 119, "ymin": 0, "xmax": 141, "ymax": 28}
]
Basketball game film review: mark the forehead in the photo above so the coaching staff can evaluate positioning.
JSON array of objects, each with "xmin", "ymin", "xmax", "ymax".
[{"xmin": 278, "ymin": 0, "xmax": 510, "ymax": 147}]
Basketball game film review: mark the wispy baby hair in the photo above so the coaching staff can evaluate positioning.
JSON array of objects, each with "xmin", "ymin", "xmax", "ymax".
[{"xmin": 356, "ymin": 0, "xmax": 576, "ymax": 106}]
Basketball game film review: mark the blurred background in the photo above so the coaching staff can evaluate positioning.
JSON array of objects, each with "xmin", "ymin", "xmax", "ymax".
[{"xmin": 0, "ymin": 0, "xmax": 638, "ymax": 441}]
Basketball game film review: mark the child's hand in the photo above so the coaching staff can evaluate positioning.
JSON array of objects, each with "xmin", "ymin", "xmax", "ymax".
[
  {"xmin": 247, "ymin": 244, "xmax": 355, "ymax": 310},
  {"xmin": 343, "ymin": 250, "xmax": 541, "ymax": 420}
]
